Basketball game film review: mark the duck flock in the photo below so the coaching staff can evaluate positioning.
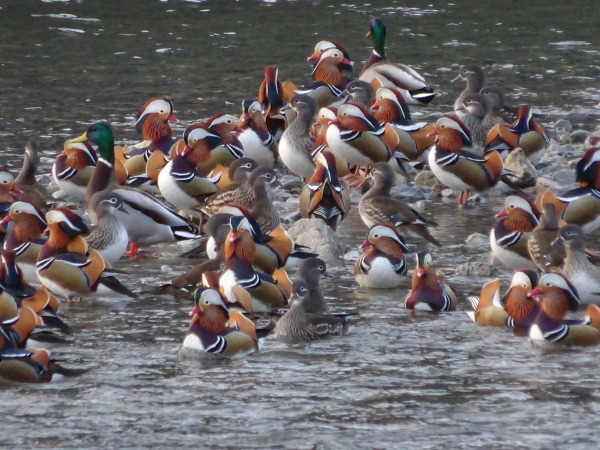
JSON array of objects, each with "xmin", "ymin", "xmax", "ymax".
[{"xmin": 2, "ymin": 17, "xmax": 600, "ymax": 383}]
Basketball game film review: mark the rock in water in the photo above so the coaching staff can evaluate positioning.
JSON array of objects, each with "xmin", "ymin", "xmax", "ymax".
[
  {"xmin": 287, "ymin": 218, "xmax": 346, "ymax": 261},
  {"xmin": 456, "ymin": 261, "xmax": 495, "ymax": 277},
  {"xmin": 503, "ymin": 148, "xmax": 538, "ymax": 188}
]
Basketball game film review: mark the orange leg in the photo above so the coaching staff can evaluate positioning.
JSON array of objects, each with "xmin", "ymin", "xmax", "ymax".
[{"xmin": 123, "ymin": 242, "xmax": 139, "ymax": 259}]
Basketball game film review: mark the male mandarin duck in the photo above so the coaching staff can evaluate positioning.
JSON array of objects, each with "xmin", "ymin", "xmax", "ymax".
[
  {"xmin": 279, "ymin": 94, "xmax": 319, "ymax": 180},
  {"xmin": 307, "ymin": 40, "xmax": 353, "ymax": 66},
  {"xmin": 298, "ymin": 47, "xmax": 353, "ymax": 108},
  {"xmin": 354, "ymin": 223, "xmax": 408, "ymax": 289},
  {"xmin": 218, "ymin": 215, "xmax": 288, "ymax": 313},
  {"xmin": 72, "ymin": 122, "xmax": 201, "ymax": 257},
  {"xmin": 237, "ymin": 100, "xmax": 278, "ymax": 167},
  {"xmin": 370, "ymin": 86, "xmax": 435, "ymax": 162},
  {"xmin": 359, "ymin": 163, "xmax": 441, "ymax": 247},
  {"xmin": 52, "ymin": 138, "xmax": 99, "ymax": 202},
  {"xmin": 157, "ymin": 124, "xmax": 221, "ymax": 219},
  {"xmin": 466, "ymin": 270, "xmax": 540, "ymax": 329},
  {"xmin": 452, "ymin": 64, "xmax": 487, "ymax": 111},
  {"xmin": 427, "ymin": 115, "xmax": 507, "ymax": 205},
  {"xmin": 182, "ymin": 287, "xmax": 263, "ymax": 359},
  {"xmin": 527, "ymin": 203, "xmax": 566, "ymax": 271},
  {"xmin": 326, "ymin": 103, "xmax": 392, "ymax": 168},
  {"xmin": 484, "ymin": 105, "xmax": 549, "ymax": 163},
  {"xmin": 528, "ymin": 273, "xmax": 600, "ymax": 346},
  {"xmin": 557, "ymin": 147, "xmax": 600, "ymax": 233},
  {"xmin": 258, "ymin": 66, "xmax": 293, "ymax": 138},
  {"xmin": 274, "ymin": 281, "xmax": 347, "ymax": 342},
  {"xmin": 0, "ymin": 168, "xmax": 21, "ymax": 221},
  {"xmin": 124, "ymin": 97, "xmax": 178, "ymax": 156},
  {"xmin": 84, "ymin": 191, "xmax": 129, "ymax": 265},
  {"xmin": 36, "ymin": 207, "xmax": 137, "ymax": 302},
  {"xmin": 295, "ymin": 257, "xmax": 332, "ymax": 314},
  {"xmin": 299, "ymin": 150, "xmax": 351, "ymax": 231},
  {"xmin": 490, "ymin": 195, "xmax": 540, "ymax": 271},
  {"xmin": 200, "ymin": 158, "xmax": 258, "ymax": 216},
  {"xmin": 555, "ymin": 224, "xmax": 600, "ymax": 305},
  {"xmin": 2, "ymin": 201, "xmax": 47, "ymax": 283},
  {"xmin": 310, "ymin": 106, "xmax": 350, "ymax": 177},
  {"xmin": 359, "ymin": 17, "xmax": 435, "ymax": 105},
  {"xmin": 405, "ymin": 251, "xmax": 456, "ymax": 311}
]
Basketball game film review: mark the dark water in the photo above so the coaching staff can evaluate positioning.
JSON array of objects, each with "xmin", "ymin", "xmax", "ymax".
[{"xmin": 1, "ymin": 1, "xmax": 600, "ymax": 448}]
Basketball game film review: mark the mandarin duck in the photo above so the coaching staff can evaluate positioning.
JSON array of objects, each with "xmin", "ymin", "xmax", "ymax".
[
  {"xmin": 310, "ymin": 106, "xmax": 350, "ymax": 177},
  {"xmin": 359, "ymin": 163, "xmax": 441, "ymax": 247},
  {"xmin": 279, "ymin": 94, "xmax": 319, "ymax": 180},
  {"xmin": 427, "ymin": 115, "xmax": 508, "ymax": 205},
  {"xmin": 2, "ymin": 201, "xmax": 47, "ymax": 283},
  {"xmin": 13, "ymin": 142, "xmax": 48, "ymax": 210},
  {"xmin": 370, "ymin": 86, "xmax": 435, "ymax": 162},
  {"xmin": 527, "ymin": 203, "xmax": 566, "ymax": 271},
  {"xmin": 52, "ymin": 138, "xmax": 98, "ymax": 202},
  {"xmin": 84, "ymin": 191, "xmax": 129, "ymax": 265},
  {"xmin": 36, "ymin": 207, "xmax": 137, "ymax": 302},
  {"xmin": 479, "ymin": 86, "xmax": 518, "ymax": 124},
  {"xmin": 490, "ymin": 195, "xmax": 540, "ymax": 271},
  {"xmin": 157, "ymin": 124, "xmax": 221, "ymax": 219},
  {"xmin": 452, "ymin": 64, "xmax": 487, "ymax": 111},
  {"xmin": 0, "ymin": 168, "xmax": 21, "ymax": 223},
  {"xmin": 359, "ymin": 17, "xmax": 435, "ymax": 105},
  {"xmin": 307, "ymin": 40, "xmax": 352, "ymax": 66},
  {"xmin": 274, "ymin": 281, "xmax": 347, "ymax": 342},
  {"xmin": 484, "ymin": 105, "xmax": 549, "ymax": 163},
  {"xmin": 466, "ymin": 279, "xmax": 508, "ymax": 326},
  {"xmin": 295, "ymin": 257, "xmax": 332, "ymax": 314},
  {"xmin": 405, "ymin": 252, "xmax": 456, "ymax": 311},
  {"xmin": 529, "ymin": 273, "xmax": 600, "ymax": 346},
  {"xmin": 200, "ymin": 158, "xmax": 259, "ymax": 216},
  {"xmin": 354, "ymin": 223, "xmax": 408, "ymax": 289},
  {"xmin": 125, "ymin": 97, "xmax": 178, "ymax": 156},
  {"xmin": 343, "ymin": 80, "xmax": 375, "ymax": 109},
  {"xmin": 558, "ymin": 147, "xmax": 600, "ymax": 233},
  {"xmin": 237, "ymin": 100, "xmax": 278, "ymax": 167},
  {"xmin": 556, "ymin": 224, "xmax": 600, "ymax": 305},
  {"xmin": 455, "ymin": 93, "xmax": 495, "ymax": 152},
  {"xmin": 182, "ymin": 287, "xmax": 263, "ymax": 359},
  {"xmin": 298, "ymin": 47, "xmax": 353, "ymax": 108},
  {"xmin": 258, "ymin": 66, "xmax": 291, "ymax": 138},
  {"xmin": 219, "ymin": 215, "xmax": 288, "ymax": 313},
  {"xmin": 299, "ymin": 150, "xmax": 350, "ymax": 231},
  {"xmin": 73, "ymin": 122, "xmax": 201, "ymax": 257}
]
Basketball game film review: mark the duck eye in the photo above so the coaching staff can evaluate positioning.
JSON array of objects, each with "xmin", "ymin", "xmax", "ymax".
[
  {"xmin": 204, "ymin": 299, "xmax": 210, "ymax": 305},
  {"xmin": 374, "ymin": 234, "xmax": 379, "ymax": 238}
]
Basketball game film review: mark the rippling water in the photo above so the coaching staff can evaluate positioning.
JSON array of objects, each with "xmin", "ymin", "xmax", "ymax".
[{"xmin": 1, "ymin": 1, "xmax": 600, "ymax": 448}]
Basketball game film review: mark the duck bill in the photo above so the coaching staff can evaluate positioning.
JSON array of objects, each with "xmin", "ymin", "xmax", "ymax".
[
  {"xmin": 10, "ymin": 186, "xmax": 22, "ymax": 194},
  {"xmin": 229, "ymin": 232, "xmax": 239, "ymax": 242},
  {"xmin": 69, "ymin": 131, "xmax": 88, "ymax": 143},
  {"xmin": 188, "ymin": 305, "xmax": 201, "ymax": 317},
  {"xmin": 307, "ymin": 53, "xmax": 319, "ymax": 63},
  {"xmin": 0, "ymin": 215, "xmax": 13, "ymax": 225},
  {"xmin": 167, "ymin": 114, "xmax": 178, "ymax": 123},
  {"xmin": 359, "ymin": 240, "xmax": 372, "ymax": 250},
  {"xmin": 528, "ymin": 287, "xmax": 542, "ymax": 300},
  {"xmin": 426, "ymin": 129, "xmax": 438, "ymax": 137},
  {"xmin": 370, "ymin": 102, "xmax": 380, "ymax": 111},
  {"xmin": 495, "ymin": 210, "xmax": 508, "ymax": 218},
  {"xmin": 417, "ymin": 267, "xmax": 425, "ymax": 278}
]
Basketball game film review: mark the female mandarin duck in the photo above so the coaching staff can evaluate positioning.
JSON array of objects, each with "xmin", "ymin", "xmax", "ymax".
[
  {"xmin": 490, "ymin": 195, "xmax": 540, "ymax": 271},
  {"xmin": 326, "ymin": 103, "xmax": 393, "ymax": 168},
  {"xmin": 299, "ymin": 150, "xmax": 351, "ymax": 231},
  {"xmin": 51, "ymin": 138, "xmax": 98, "ymax": 202},
  {"xmin": 466, "ymin": 271, "xmax": 540, "ymax": 329},
  {"xmin": 527, "ymin": 203, "xmax": 566, "ymax": 271},
  {"xmin": 359, "ymin": 17, "xmax": 435, "ymax": 105},
  {"xmin": 354, "ymin": 223, "xmax": 408, "ymax": 289},
  {"xmin": 455, "ymin": 93, "xmax": 495, "ymax": 152},
  {"xmin": 405, "ymin": 252, "xmax": 456, "ymax": 311},
  {"xmin": 2, "ymin": 201, "xmax": 47, "ymax": 284},
  {"xmin": 182, "ymin": 287, "xmax": 263, "ymax": 359},
  {"xmin": 359, "ymin": 163, "xmax": 441, "ymax": 247},
  {"xmin": 200, "ymin": 158, "xmax": 258, "ymax": 216},
  {"xmin": 13, "ymin": 142, "xmax": 48, "ymax": 211},
  {"xmin": 452, "ymin": 65, "xmax": 487, "ymax": 112},
  {"xmin": 370, "ymin": 87, "xmax": 435, "ymax": 162},
  {"xmin": 296, "ymin": 257, "xmax": 332, "ymax": 314},
  {"xmin": 529, "ymin": 273, "xmax": 600, "ymax": 346},
  {"xmin": 274, "ymin": 281, "xmax": 347, "ymax": 342},
  {"xmin": 36, "ymin": 207, "xmax": 137, "ymax": 302},
  {"xmin": 219, "ymin": 215, "xmax": 288, "ymax": 313},
  {"xmin": 157, "ymin": 124, "xmax": 221, "ymax": 219},
  {"xmin": 279, "ymin": 94, "xmax": 319, "ymax": 180},
  {"xmin": 555, "ymin": 224, "xmax": 600, "ymax": 305},
  {"xmin": 237, "ymin": 99, "xmax": 278, "ymax": 167},
  {"xmin": 72, "ymin": 122, "xmax": 201, "ymax": 257},
  {"xmin": 427, "ymin": 115, "xmax": 507, "ymax": 205},
  {"xmin": 343, "ymin": 80, "xmax": 375, "ymax": 109},
  {"xmin": 299, "ymin": 47, "xmax": 353, "ymax": 108},
  {"xmin": 84, "ymin": 191, "xmax": 129, "ymax": 265},
  {"xmin": 484, "ymin": 105, "xmax": 549, "ymax": 163}
]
